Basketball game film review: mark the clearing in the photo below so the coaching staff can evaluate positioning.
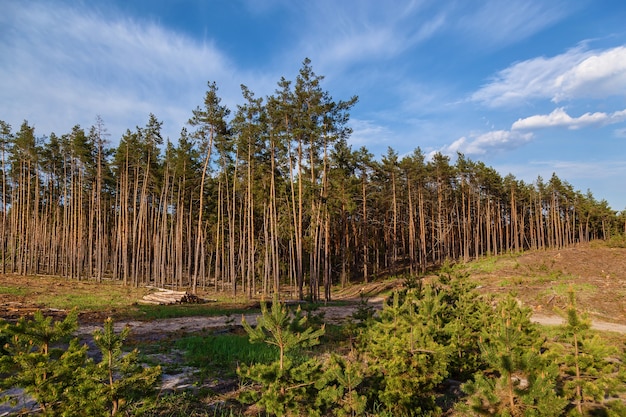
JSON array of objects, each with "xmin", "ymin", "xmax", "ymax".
[
  {"xmin": 1, "ymin": 242, "xmax": 625, "ymax": 336},
  {"xmin": 1, "ymin": 243, "xmax": 625, "ymax": 415}
]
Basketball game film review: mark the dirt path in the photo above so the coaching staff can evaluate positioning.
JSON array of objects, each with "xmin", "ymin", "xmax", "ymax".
[
  {"xmin": 77, "ymin": 303, "xmax": 370, "ymax": 339},
  {"xmin": 531, "ymin": 314, "xmax": 626, "ymax": 334},
  {"xmin": 77, "ymin": 302, "xmax": 626, "ymax": 340}
]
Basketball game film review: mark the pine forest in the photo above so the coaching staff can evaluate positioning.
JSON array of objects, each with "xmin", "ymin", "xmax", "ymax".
[{"xmin": 0, "ymin": 59, "xmax": 624, "ymax": 301}]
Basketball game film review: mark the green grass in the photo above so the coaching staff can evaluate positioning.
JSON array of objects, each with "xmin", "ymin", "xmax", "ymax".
[
  {"xmin": 540, "ymin": 282, "xmax": 597, "ymax": 298},
  {"xmin": 10, "ymin": 277, "xmax": 148, "ymax": 312},
  {"xmin": 128, "ymin": 391, "xmax": 249, "ymax": 416},
  {"xmin": 598, "ymin": 235, "xmax": 626, "ymax": 248},
  {"xmin": 466, "ymin": 253, "xmax": 519, "ymax": 273},
  {"xmin": 38, "ymin": 292, "xmax": 133, "ymax": 310},
  {"xmin": 0, "ymin": 273, "xmax": 355, "ymax": 323},
  {"xmin": 175, "ymin": 333, "xmax": 278, "ymax": 375},
  {"xmin": 0, "ymin": 285, "xmax": 28, "ymax": 296},
  {"xmin": 498, "ymin": 276, "xmax": 529, "ymax": 287},
  {"xmin": 535, "ymin": 272, "xmax": 576, "ymax": 283},
  {"xmin": 498, "ymin": 271, "xmax": 577, "ymax": 287}
]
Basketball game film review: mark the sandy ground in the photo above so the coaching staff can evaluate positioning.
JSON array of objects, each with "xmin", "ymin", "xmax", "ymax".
[{"xmin": 75, "ymin": 302, "xmax": 626, "ymax": 341}]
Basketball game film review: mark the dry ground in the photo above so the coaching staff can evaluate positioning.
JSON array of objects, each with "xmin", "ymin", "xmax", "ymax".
[
  {"xmin": 1, "ymin": 243, "xmax": 625, "ymax": 332},
  {"xmin": 463, "ymin": 243, "xmax": 626, "ymax": 324}
]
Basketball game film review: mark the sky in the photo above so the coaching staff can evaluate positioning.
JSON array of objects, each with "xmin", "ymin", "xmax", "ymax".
[{"xmin": 1, "ymin": 0, "xmax": 626, "ymax": 210}]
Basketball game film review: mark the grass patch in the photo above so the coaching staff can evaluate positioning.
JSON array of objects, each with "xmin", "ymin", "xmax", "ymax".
[
  {"xmin": 38, "ymin": 292, "xmax": 133, "ymax": 310},
  {"xmin": 175, "ymin": 333, "xmax": 278, "ymax": 375},
  {"xmin": 498, "ymin": 276, "xmax": 529, "ymax": 287},
  {"xmin": 7, "ymin": 276, "xmax": 148, "ymax": 312},
  {"xmin": 534, "ymin": 272, "xmax": 577, "ymax": 284},
  {"xmin": 594, "ymin": 235, "xmax": 626, "ymax": 248},
  {"xmin": 499, "ymin": 271, "xmax": 577, "ymax": 287},
  {"xmin": 1, "ymin": 273, "xmax": 352, "ymax": 321},
  {"xmin": 466, "ymin": 253, "xmax": 519, "ymax": 274},
  {"xmin": 0, "ymin": 285, "xmax": 28, "ymax": 296},
  {"xmin": 129, "ymin": 391, "xmax": 246, "ymax": 416},
  {"xmin": 541, "ymin": 283, "xmax": 597, "ymax": 298}
]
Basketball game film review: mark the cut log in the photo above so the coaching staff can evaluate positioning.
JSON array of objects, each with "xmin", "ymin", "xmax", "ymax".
[
  {"xmin": 137, "ymin": 299, "xmax": 161, "ymax": 305},
  {"xmin": 140, "ymin": 288, "xmax": 205, "ymax": 305}
]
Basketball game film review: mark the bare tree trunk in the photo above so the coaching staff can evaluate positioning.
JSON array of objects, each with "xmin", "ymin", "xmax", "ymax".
[
  {"xmin": 194, "ymin": 131, "xmax": 213, "ymax": 293},
  {"xmin": 361, "ymin": 172, "xmax": 369, "ymax": 283}
]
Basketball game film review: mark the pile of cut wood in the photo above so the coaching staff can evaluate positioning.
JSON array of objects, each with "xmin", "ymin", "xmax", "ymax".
[{"xmin": 140, "ymin": 288, "xmax": 204, "ymax": 305}]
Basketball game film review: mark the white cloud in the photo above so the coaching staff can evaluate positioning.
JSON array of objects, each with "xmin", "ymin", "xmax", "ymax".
[
  {"xmin": 472, "ymin": 46, "xmax": 626, "ymax": 107},
  {"xmin": 0, "ymin": 2, "xmax": 238, "ymax": 142},
  {"xmin": 439, "ymin": 130, "xmax": 534, "ymax": 156},
  {"xmin": 554, "ymin": 46, "xmax": 626, "ymax": 101},
  {"xmin": 512, "ymin": 107, "xmax": 626, "ymax": 130}
]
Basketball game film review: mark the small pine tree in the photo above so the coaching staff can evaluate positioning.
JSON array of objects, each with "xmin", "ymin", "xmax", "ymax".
[
  {"xmin": 548, "ymin": 289, "xmax": 622, "ymax": 415},
  {"xmin": 241, "ymin": 296, "xmax": 325, "ymax": 372},
  {"xmin": 316, "ymin": 353, "xmax": 367, "ymax": 417},
  {"xmin": 361, "ymin": 287, "xmax": 450, "ymax": 415},
  {"xmin": 438, "ymin": 265, "xmax": 495, "ymax": 379},
  {"xmin": 344, "ymin": 293, "xmax": 376, "ymax": 352},
  {"xmin": 460, "ymin": 295, "xmax": 566, "ymax": 416},
  {"xmin": 0, "ymin": 310, "xmax": 87, "ymax": 415},
  {"xmin": 351, "ymin": 293, "xmax": 376, "ymax": 325},
  {"xmin": 89, "ymin": 317, "xmax": 162, "ymax": 416},
  {"xmin": 239, "ymin": 296, "xmax": 326, "ymax": 416},
  {"xmin": 1, "ymin": 313, "xmax": 161, "ymax": 417}
]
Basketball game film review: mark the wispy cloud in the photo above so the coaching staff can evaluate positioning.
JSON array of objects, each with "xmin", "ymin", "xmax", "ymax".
[
  {"xmin": 458, "ymin": 0, "xmax": 573, "ymax": 48},
  {"xmin": 349, "ymin": 118, "xmax": 395, "ymax": 148},
  {"xmin": 0, "ymin": 2, "xmax": 237, "ymax": 140},
  {"xmin": 498, "ymin": 159, "xmax": 626, "ymax": 184},
  {"xmin": 471, "ymin": 45, "xmax": 626, "ymax": 107},
  {"xmin": 296, "ymin": 0, "xmax": 445, "ymax": 69},
  {"xmin": 615, "ymin": 128, "xmax": 626, "ymax": 138},
  {"xmin": 513, "ymin": 107, "xmax": 626, "ymax": 130}
]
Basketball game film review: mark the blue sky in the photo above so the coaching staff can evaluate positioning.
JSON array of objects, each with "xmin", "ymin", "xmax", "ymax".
[{"xmin": 2, "ymin": 0, "xmax": 626, "ymax": 210}]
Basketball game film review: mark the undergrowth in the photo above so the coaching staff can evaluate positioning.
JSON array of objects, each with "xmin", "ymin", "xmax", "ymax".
[{"xmin": 175, "ymin": 333, "xmax": 278, "ymax": 376}]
